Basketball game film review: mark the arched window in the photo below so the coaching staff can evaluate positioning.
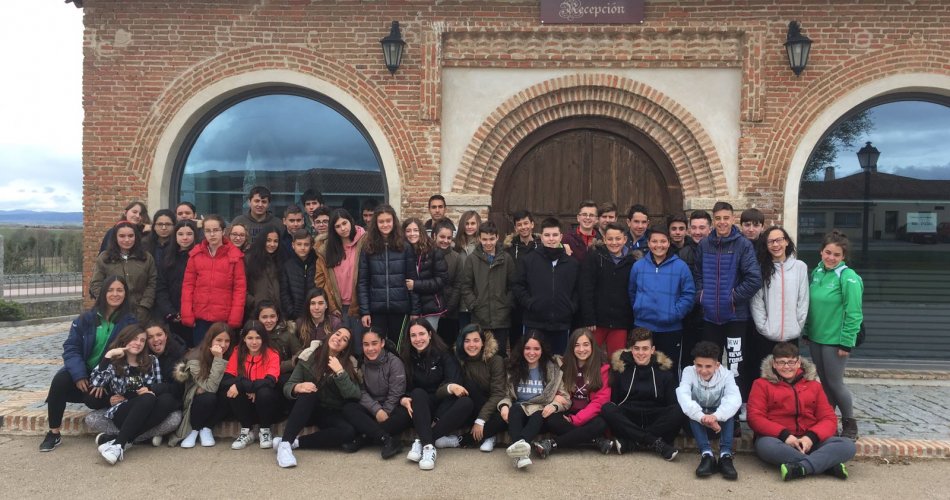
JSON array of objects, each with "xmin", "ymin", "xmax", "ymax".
[
  {"xmin": 798, "ymin": 95, "xmax": 950, "ymax": 360},
  {"xmin": 172, "ymin": 88, "xmax": 386, "ymax": 222}
]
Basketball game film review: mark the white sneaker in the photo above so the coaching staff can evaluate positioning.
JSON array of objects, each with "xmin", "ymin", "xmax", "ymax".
[
  {"xmin": 434, "ymin": 435, "xmax": 461, "ymax": 449},
  {"xmin": 180, "ymin": 430, "xmax": 199, "ymax": 449},
  {"xmin": 276, "ymin": 441, "xmax": 297, "ymax": 468},
  {"xmin": 479, "ymin": 436, "xmax": 496, "ymax": 453},
  {"xmin": 739, "ymin": 403, "xmax": 748, "ymax": 422},
  {"xmin": 406, "ymin": 439, "xmax": 422, "ymax": 462},
  {"xmin": 259, "ymin": 428, "xmax": 273, "ymax": 449},
  {"xmin": 419, "ymin": 444, "xmax": 437, "ymax": 470},
  {"xmin": 199, "ymin": 427, "xmax": 215, "ymax": 447},
  {"xmin": 516, "ymin": 456, "xmax": 532, "ymax": 469},
  {"xmin": 151, "ymin": 435, "xmax": 163, "ymax": 447},
  {"xmin": 271, "ymin": 437, "xmax": 300, "ymax": 451},
  {"xmin": 231, "ymin": 428, "xmax": 254, "ymax": 450},
  {"xmin": 506, "ymin": 439, "xmax": 531, "ymax": 459},
  {"xmin": 98, "ymin": 440, "xmax": 124, "ymax": 465}
]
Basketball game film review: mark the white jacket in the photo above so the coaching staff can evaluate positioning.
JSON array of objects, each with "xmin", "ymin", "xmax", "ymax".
[
  {"xmin": 750, "ymin": 256, "xmax": 809, "ymax": 342},
  {"xmin": 676, "ymin": 364, "xmax": 741, "ymax": 423}
]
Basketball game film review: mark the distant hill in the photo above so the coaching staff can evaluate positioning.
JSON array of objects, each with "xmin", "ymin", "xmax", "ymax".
[{"xmin": 0, "ymin": 210, "xmax": 83, "ymax": 227}]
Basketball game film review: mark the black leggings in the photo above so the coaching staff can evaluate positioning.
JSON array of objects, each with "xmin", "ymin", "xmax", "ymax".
[
  {"xmin": 111, "ymin": 392, "xmax": 178, "ymax": 446},
  {"xmin": 342, "ymin": 402, "xmax": 412, "ymax": 441},
  {"xmin": 371, "ymin": 314, "xmax": 407, "ymax": 345},
  {"xmin": 281, "ymin": 392, "xmax": 355, "ymax": 449},
  {"xmin": 189, "ymin": 389, "xmax": 230, "ymax": 430},
  {"xmin": 226, "ymin": 385, "xmax": 280, "ymax": 428},
  {"xmin": 45, "ymin": 369, "xmax": 108, "ymax": 429},
  {"xmin": 544, "ymin": 414, "xmax": 608, "ymax": 448},
  {"xmin": 507, "ymin": 405, "xmax": 545, "ymax": 443},
  {"xmin": 408, "ymin": 388, "xmax": 473, "ymax": 446},
  {"xmin": 466, "ymin": 384, "xmax": 507, "ymax": 440}
]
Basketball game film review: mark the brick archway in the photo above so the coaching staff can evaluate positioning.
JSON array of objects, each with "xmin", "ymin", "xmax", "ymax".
[{"xmin": 450, "ymin": 74, "xmax": 728, "ymax": 203}]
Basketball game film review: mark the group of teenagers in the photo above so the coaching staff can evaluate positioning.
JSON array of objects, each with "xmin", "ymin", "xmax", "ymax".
[{"xmin": 40, "ymin": 186, "xmax": 862, "ymax": 482}]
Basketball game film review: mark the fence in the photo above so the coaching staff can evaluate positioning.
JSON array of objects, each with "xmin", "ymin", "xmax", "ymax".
[
  {"xmin": 0, "ymin": 272, "xmax": 84, "ymax": 299},
  {"xmin": 0, "ymin": 232, "xmax": 84, "ymax": 301}
]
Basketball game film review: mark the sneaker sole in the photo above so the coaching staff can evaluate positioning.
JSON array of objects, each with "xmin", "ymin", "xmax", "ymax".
[
  {"xmin": 506, "ymin": 441, "xmax": 531, "ymax": 458},
  {"xmin": 39, "ymin": 441, "xmax": 61, "ymax": 452},
  {"xmin": 419, "ymin": 462, "xmax": 435, "ymax": 471},
  {"xmin": 666, "ymin": 450, "xmax": 679, "ymax": 461},
  {"xmin": 516, "ymin": 458, "xmax": 532, "ymax": 469}
]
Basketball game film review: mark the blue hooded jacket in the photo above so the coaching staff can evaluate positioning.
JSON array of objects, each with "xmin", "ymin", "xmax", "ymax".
[
  {"xmin": 629, "ymin": 252, "xmax": 695, "ymax": 332},
  {"xmin": 694, "ymin": 226, "xmax": 762, "ymax": 324},
  {"xmin": 61, "ymin": 309, "xmax": 138, "ymax": 383}
]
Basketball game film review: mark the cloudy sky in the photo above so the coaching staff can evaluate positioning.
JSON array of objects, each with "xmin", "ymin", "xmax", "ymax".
[{"xmin": 0, "ymin": 4, "xmax": 946, "ymax": 213}]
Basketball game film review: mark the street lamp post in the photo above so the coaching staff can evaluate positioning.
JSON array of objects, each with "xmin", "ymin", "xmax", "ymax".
[{"xmin": 857, "ymin": 141, "xmax": 880, "ymax": 266}]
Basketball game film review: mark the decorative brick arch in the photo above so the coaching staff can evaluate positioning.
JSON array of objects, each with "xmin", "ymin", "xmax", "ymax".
[
  {"xmin": 129, "ymin": 44, "xmax": 417, "ymax": 210},
  {"xmin": 768, "ymin": 42, "xmax": 950, "ymax": 238},
  {"xmin": 450, "ymin": 74, "xmax": 728, "ymax": 203}
]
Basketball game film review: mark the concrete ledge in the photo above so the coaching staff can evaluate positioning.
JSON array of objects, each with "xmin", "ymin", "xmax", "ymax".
[{"xmin": 0, "ymin": 315, "xmax": 76, "ymax": 328}]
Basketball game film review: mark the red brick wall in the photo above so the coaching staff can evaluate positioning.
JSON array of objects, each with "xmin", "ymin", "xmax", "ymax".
[{"xmin": 80, "ymin": 0, "xmax": 950, "ymax": 294}]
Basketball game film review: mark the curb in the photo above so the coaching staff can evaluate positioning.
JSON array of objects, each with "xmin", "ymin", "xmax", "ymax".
[
  {"xmin": 3, "ymin": 409, "xmax": 947, "ymax": 460},
  {"xmin": 0, "ymin": 316, "xmax": 74, "ymax": 328}
]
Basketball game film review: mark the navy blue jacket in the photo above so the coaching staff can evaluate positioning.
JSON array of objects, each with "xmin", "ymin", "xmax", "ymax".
[
  {"xmin": 628, "ymin": 253, "xmax": 695, "ymax": 332},
  {"xmin": 280, "ymin": 250, "xmax": 317, "ymax": 321},
  {"xmin": 62, "ymin": 309, "xmax": 138, "ymax": 383},
  {"xmin": 695, "ymin": 226, "xmax": 762, "ymax": 324},
  {"xmin": 579, "ymin": 243, "xmax": 636, "ymax": 329},
  {"xmin": 358, "ymin": 244, "xmax": 420, "ymax": 316},
  {"xmin": 511, "ymin": 246, "xmax": 579, "ymax": 331}
]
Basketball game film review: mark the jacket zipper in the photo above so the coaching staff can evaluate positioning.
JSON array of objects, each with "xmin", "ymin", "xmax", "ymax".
[
  {"xmin": 780, "ymin": 263, "xmax": 785, "ymax": 341},
  {"xmin": 715, "ymin": 237, "xmax": 721, "ymax": 323},
  {"xmin": 384, "ymin": 246, "xmax": 390, "ymax": 310}
]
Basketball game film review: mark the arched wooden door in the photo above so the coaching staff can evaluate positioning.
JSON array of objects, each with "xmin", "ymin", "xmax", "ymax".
[{"xmin": 490, "ymin": 117, "xmax": 683, "ymax": 234}]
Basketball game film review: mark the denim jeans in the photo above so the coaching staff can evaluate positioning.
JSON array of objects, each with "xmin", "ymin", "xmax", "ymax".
[{"xmin": 688, "ymin": 411, "xmax": 734, "ymax": 456}]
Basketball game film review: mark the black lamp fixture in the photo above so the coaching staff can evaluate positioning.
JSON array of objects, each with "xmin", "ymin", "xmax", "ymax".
[
  {"xmin": 784, "ymin": 21, "xmax": 812, "ymax": 76},
  {"xmin": 857, "ymin": 141, "xmax": 880, "ymax": 265},
  {"xmin": 380, "ymin": 21, "xmax": 406, "ymax": 75}
]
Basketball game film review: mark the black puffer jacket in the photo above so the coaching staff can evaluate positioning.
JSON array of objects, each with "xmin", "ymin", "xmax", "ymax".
[
  {"xmin": 511, "ymin": 246, "xmax": 579, "ymax": 331},
  {"xmin": 280, "ymin": 251, "xmax": 317, "ymax": 321},
  {"xmin": 609, "ymin": 350, "xmax": 678, "ymax": 411},
  {"xmin": 410, "ymin": 247, "xmax": 448, "ymax": 317},
  {"xmin": 441, "ymin": 248, "xmax": 463, "ymax": 318},
  {"xmin": 405, "ymin": 346, "xmax": 462, "ymax": 399},
  {"xmin": 154, "ymin": 250, "xmax": 190, "ymax": 321},
  {"xmin": 358, "ymin": 244, "xmax": 420, "ymax": 316},
  {"xmin": 579, "ymin": 242, "xmax": 636, "ymax": 329}
]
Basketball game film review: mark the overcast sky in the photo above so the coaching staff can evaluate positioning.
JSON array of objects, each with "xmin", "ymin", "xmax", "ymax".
[{"xmin": 0, "ymin": 4, "xmax": 946, "ymax": 213}]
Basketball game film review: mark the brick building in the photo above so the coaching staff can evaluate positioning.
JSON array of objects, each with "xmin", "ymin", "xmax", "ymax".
[{"xmin": 70, "ymin": 1, "xmax": 949, "ymax": 356}]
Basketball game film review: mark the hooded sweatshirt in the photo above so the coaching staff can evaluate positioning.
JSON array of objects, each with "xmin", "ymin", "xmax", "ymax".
[
  {"xmin": 751, "ymin": 256, "xmax": 809, "ymax": 342},
  {"xmin": 676, "ymin": 364, "xmax": 741, "ymax": 423},
  {"xmin": 608, "ymin": 350, "xmax": 677, "ymax": 411},
  {"xmin": 747, "ymin": 355, "xmax": 838, "ymax": 444}
]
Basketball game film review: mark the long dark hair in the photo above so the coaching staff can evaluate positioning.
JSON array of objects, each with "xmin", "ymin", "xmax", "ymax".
[
  {"xmin": 757, "ymin": 226, "xmax": 796, "ymax": 289},
  {"xmin": 188, "ymin": 322, "xmax": 233, "ymax": 381},
  {"xmin": 364, "ymin": 204, "xmax": 404, "ymax": 254},
  {"xmin": 402, "ymin": 217, "xmax": 433, "ymax": 256},
  {"xmin": 253, "ymin": 300, "xmax": 284, "ymax": 335},
  {"xmin": 145, "ymin": 209, "xmax": 176, "ymax": 253},
  {"xmin": 295, "ymin": 288, "xmax": 331, "ymax": 345},
  {"xmin": 236, "ymin": 320, "xmax": 271, "ymax": 378},
  {"xmin": 93, "ymin": 275, "xmax": 132, "ymax": 323},
  {"xmin": 162, "ymin": 219, "xmax": 198, "ymax": 273},
  {"xmin": 508, "ymin": 330, "xmax": 554, "ymax": 387},
  {"xmin": 108, "ymin": 324, "xmax": 152, "ymax": 378},
  {"xmin": 245, "ymin": 228, "xmax": 281, "ymax": 283},
  {"xmin": 399, "ymin": 318, "xmax": 448, "ymax": 370},
  {"xmin": 103, "ymin": 221, "xmax": 147, "ymax": 263},
  {"xmin": 560, "ymin": 328, "xmax": 604, "ymax": 393},
  {"xmin": 325, "ymin": 208, "xmax": 357, "ymax": 268},
  {"xmin": 308, "ymin": 327, "xmax": 358, "ymax": 387}
]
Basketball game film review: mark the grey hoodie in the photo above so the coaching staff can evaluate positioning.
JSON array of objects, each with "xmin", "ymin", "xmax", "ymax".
[
  {"xmin": 358, "ymin": 350, "xmax": 407, "ymax": 416},
  {"xmin": 751, "ymin": 255, "xmax": 809, "ymax": 342},
  {"xmin": 676, "ymin": 364, "xmax": 741, "ymax": 423}
]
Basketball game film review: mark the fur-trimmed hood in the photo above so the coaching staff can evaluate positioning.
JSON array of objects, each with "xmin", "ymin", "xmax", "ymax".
[
  {"xmin": 758, "ymin": 354, "xmax": 818, "ymax": 383},
  {"xmin": 503, "ymin": 232, "xmax": 540, "ymax": 248},
  {"xmin": 173, "ymin": 360, "xmax": 191, "ymax": 383},
  {"xmin": 610, "ymin": 349, "xmax": 674, "ymax": 372},
  {"xmin": 454, "ymin": 330, "xmax": 499, "ymax": 363}
]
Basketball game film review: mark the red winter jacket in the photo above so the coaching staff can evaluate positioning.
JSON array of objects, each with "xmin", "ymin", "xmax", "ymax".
[
  {"xmin": 225, "ymin": 348, "xmax": 280, "ymax": 382},
  {"xmin": 747, "ymin": 356, "xmax": 838, "ymax": 444},
  {"xmin": 568, "ymin": 363, "xmax": 611, "ymax": 427},
  {"xmin": 180, "ymin": 239, "xmax": 246, "ymax": 328}
]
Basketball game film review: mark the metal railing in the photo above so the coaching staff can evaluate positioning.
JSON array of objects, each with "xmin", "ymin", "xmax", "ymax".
[{"xmin": 0, "ymin": 272, "xmax": 84, "ymax": 299}]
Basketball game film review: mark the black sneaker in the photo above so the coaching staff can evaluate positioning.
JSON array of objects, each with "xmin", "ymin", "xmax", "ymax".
[
  {"xmin": 380, "ymin": 435, "xmax": 402, "ymax": 460},
  {"xmin": 695, "ymin": 454, "xmax": 717, "ymax": 477},
  {"xmin": 593, "ymin": 437, "xmax": 613, "ymax": 455},
  {"xmin": 532, "ymin": 439, "xmax": 554, "ymax": 459},
  {"xmin": 781, "ymin": 463, "xmax": 807, "ymax": 481},
  {"xmin": 39, "ymin": 431, "xmax": 62, "ymax": 452},
  {"xmin": 718, "ymin": 454, "xmax": 738, "ymax": 480},
  {"xmin": 825, "ymin": 463, "xmax": 849, "ymax": 480},
  {"xmin": 341, "ymin": 436, "xmax": 365, "ymax": 453},
  {"xmin": 652, "ymin": 438, "xmax": 678, "ymax": 461}
]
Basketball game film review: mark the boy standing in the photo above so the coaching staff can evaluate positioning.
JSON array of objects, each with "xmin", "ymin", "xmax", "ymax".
[
  {"xmin": 231, "ymin": 185, "xmax": 280, "ymax": 242},
  {"xmin": 579, "ymin": 222, "xmax": 635, "ymax": 355},
  {"xmin": 740, "ymin": 208, "xmax": 766, "ymax": 241},
  {"xmin": 676, "ymin": 341, "xmax": 741, "ymax": 479},
  {"xmin": 424, "ymin": 194, "xmax": 456, "ymax": 236},
  {"xmin": 624, "ymin": 204, "xmax": 651, "ymax": 255},
  {"xmin": 460, "ymin": 222, "xmax": 517, "ymax": 354},
  {"xmin": 280, "ymin": 205, "xmax": 306, "ymax": 262},
  {"xmin": 279, "ymin": 230, "xmax": 317, "ymax": 321},
  {"xmin": 562, "ymin": 200, "xmax": 599, "ymax": 263}
]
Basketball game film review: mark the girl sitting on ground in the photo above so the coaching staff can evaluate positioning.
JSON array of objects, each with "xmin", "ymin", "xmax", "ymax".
[
  {"xmin": 221, "ymin": 320, "xmax": 280, "ymax": 451},
  {"xmin": 170, "ymin": 322, "xmax": 233, "ymax": 448}
]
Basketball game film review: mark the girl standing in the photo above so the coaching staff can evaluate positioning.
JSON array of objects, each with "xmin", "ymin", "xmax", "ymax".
[
  {"xmin": 497, "ymin": 331, "xmax": 570, "ymax": 469},
  {"xmin": 90, "ymin": 220, "xmax": 157, "ymax": 322},
  {"xmin": 432, "ymin": 221, "xmax": 463, "ymax": 345},
  {"xmin": 145, "ymin": 209, "xmax": 176, "ymax": 267},
  {"xmin": 751, "ymin": 226, "xmax": 809, "ymax": 369},
  {"xmin": 180, "ymin": 215, "xmax": 247, "ymax": 346},
  {"xmin": 358, "ymin": 205, "xmax": 419, "ymax": 343},
  {"xmin": 805, "ymin": 231, "xmax": 864, "ymax": 440},
  {"xmin": 399, "ymin": 319, "xmax": 474, "ymax": 470},
  {"xmin": 222, "ymin": 320, "xmax": 281, "ymax": 450},
  {"xmin": 532, "ymin": 328, "xmax": 612, "ymax": 458},
  {"xmin": 227, "ymin": 222, "xmax": 251, "ymax": 254},
  {"xmin": 454, "ymin": 211, "xmax": 482, "ymax": 257},
  {"xmin": 403, "ymin": 217, "xmax": 448, "ymax": 330},
  {"xmin": 155, "ymin": 219, "xmax": 197, "ymax": 345},
  {"xmin": 244, "ymin": 229, "xmax": 282, "ymax": 316},
  {"xmin": 90, "ymin": 324, "xmax": 178, "ymax": 464},
  {"xmin": 99, "ymin": 200, "xmax": 150, "ymax": 252},
  {"xmin": 171, "ymin": 322, "xmax": 233, "ymax": 448},
  {"xmin": 317, "ymin": 209, "xmax": 367, "ymax": 352},
  {"xmin": 454, "ymin": 324, "xmax": 507, "ymax": 452},
  {"xmin": 39, "ymin": 276, "xmax": 138, "ymax": 452},
  {"xmin": 276, "ymin": 327, "xmax": 361, "ymax": 468}
]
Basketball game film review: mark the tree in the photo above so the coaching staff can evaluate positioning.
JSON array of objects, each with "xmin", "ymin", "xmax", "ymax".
[{"xmin": 804, "ymin": 110, "xmax": 875, "ymax": 181}]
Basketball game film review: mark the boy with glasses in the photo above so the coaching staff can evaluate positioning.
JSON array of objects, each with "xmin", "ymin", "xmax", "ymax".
[{"xmin": 563, "ymin": 200, "xmax": 599, "ymax": 263}]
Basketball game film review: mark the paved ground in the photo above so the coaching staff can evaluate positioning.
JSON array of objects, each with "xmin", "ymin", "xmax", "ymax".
[{"xmin": 1, "ymin": 434, "xmax": 947, "ymax": 500}]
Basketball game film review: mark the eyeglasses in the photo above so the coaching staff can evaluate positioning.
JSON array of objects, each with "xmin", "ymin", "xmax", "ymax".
[
  {"xmin": 773, "ymin": 358, "xmax": 800, "ymax": 367},
  {"xmin": 205, "ymin": 228, "xmax": 223, "ymax": 234},
  {"xmin": 154, "ymin": 223, "xmax": 173, "ymax": 228},
  {"xmin": 767, "ymin": 238, "xmax": 787, "ymax": 246}
]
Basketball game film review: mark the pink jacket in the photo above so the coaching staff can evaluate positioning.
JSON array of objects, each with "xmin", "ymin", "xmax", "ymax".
[{"xmin": 568, "ymin": 363, "xmax": 611, "ymax": 427}]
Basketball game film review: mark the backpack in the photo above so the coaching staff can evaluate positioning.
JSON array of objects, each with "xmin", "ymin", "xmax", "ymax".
[{"xmin": 834, "ymin": 265, "xmax": 865, "ymax": 348}]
